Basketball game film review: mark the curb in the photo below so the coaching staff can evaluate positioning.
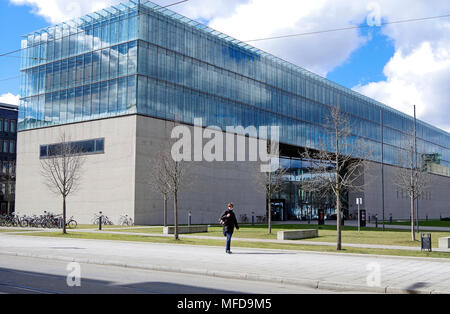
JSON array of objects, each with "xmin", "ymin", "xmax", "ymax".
[{"xmin": 0, "ymin": 250, "xmax": 445, "ymax": 294}]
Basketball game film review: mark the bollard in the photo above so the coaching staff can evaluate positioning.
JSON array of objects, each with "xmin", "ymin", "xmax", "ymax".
[
  {"xmin": 252, "ymin": 211, "xmax": 255, "ymax": 226},
  {"xmin": 375, "ymin": 215, "xmax": 378, "ymax": 228},
  {"xmin": 99, "ymin": 211, "xmax": 103, "ymax": 231},
  {"xmin": 188, "ymin": 211, "xmax": 192, "ymax": 226}
]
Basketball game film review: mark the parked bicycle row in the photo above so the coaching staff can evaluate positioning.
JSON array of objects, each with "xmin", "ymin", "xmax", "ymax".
[
  {"xmin": 0, "ymin": 212, "xmax": 134, "ymax": 228},
  {"xmin": 92, "ymin": 214, "xmax": 134, "ymax": 227},
  {"xmin": 0, "ymin": 212, "xmax": 77, "ymax": 229}
]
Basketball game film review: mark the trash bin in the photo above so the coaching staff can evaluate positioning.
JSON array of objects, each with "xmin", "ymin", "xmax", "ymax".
[
  {"xmin": 421, "ymin": 233, "xmax": 432, "ymax": 252},
  {"xmin": 360, "ymin": 210, "xmax": 367, "ymax": 227}
]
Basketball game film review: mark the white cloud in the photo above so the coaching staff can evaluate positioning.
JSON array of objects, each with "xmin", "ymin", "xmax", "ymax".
[
  {"xmin": 9, "ymin": 0, "xmax": 122, "ymax": 24},
  {"xmin": 354, "ymin": 42, "xmax": 450, "ymax": 132},
  {"xmin": 0, "ymin": 93, "xmax": 20, "ymax": 106},
  {"xmin": 208, "ymin": 0, "xmax": 371, "ymax": 76},
  {"xmin": 353, "ymin": 0, "xmax": 450, "ymax": 132},
  {"xmin": 9, "ymin": 0, "xmax": 247, "ymax": 24}
]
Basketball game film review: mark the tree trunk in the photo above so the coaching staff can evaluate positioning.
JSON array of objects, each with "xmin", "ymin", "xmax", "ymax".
[
  {"xmin": 164, "ymin": 195, "xmax": 168, "ymax": 227},
  {"xmin": 174, "ymin": 192, "xmax": 179, "ymax": 240},
  {"xmin": 336, "ymin": 190, "xmax": 342, "ymax": 251},
  {"xmin": 410, "ymin": 195, "xmax": 416, "ymax": 241},
  {"xmin": 268, "ymin": 197, "xmax": 272, "ymax": 234},
  {"xmin": 63, "ymin": 196, "xmax": 67, "ymax": 234}
]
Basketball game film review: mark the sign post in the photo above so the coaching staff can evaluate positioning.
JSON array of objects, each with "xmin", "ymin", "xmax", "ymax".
[{"xmin": 356, "ymin": 198, "xmax": 363, "ymax": 234}]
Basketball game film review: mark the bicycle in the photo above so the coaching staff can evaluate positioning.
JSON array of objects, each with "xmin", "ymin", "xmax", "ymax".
[
  {"xmin": 66, "ymin": 216, "xmax": 78, "ymax": 229},
  {"xmin": 92, "ymin": 214, "xmax": 113, "ymax": 226},
  {"xmin": 119, "ymin": 215, "xmax": 134, "ymax": 226}
]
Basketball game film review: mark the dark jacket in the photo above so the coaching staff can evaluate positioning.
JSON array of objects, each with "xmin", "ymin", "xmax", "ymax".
[{"xmin": 221, "ymin": 210, "xmax": 239, "ymax": 234}]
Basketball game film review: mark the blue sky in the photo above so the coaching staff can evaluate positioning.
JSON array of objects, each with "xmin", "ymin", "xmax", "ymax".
[
  {"xmin": 327, "ymin": 27, "xmax": 395, "ymax": 88},
  {"xmin": 0, "ymin": 0, "xmax": 48, "ymax": 96}
]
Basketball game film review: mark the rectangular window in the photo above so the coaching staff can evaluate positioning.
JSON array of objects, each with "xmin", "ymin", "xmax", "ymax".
[
  {"xmin": 40, "ymin": 138, "xmax": 105, "ymax": 158},
  {"xmin": 95, "ymin": 138, "xmax": 105, "ymax": 152},
  {"xmin": 3, "ymin": 120, "xmax": 8, "ymax": 133},
  {"xmin": 40, "ymin": 145, "xmax": 48, "ymax": 158},
  {"xmin": 3, "ymin": 141, "xmax": 7, "ymax": 153},
  {"xmin": 10, "ymin": 141, "xmax": 15, "ymax": 154}
]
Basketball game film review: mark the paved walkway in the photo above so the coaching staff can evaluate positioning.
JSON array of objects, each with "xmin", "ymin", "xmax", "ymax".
[
  {"xmin": 0, "ymin": 234, "xmax": 449, "ymax": 294},
  {"xmin": 2, "ymin": 226, "xmax": 450, "ymax": 252}
]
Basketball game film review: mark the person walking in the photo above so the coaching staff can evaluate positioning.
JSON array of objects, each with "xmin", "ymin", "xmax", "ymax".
[{"xmin": 220, "ymin": 203, "xmax": 239, "ymax": 254}]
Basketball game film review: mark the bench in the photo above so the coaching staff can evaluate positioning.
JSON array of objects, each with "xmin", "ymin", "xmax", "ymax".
[
  {"xmin": 438, "ymin": 237, "xmax": 450, "ymax": 249},
  {"xmin": 277, "ymin": 229, "xmax": 319, "ymax": 240},
  {"xmin": 163, "ymin": 225, "xmax": 208, "ymax": 235}
]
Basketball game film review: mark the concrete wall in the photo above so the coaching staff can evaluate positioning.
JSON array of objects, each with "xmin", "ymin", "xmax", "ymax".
[
  {"xmin": 16, "ymin": 115, "xmax": 266, "ymax": 225},
  {"xmin": 134, "ymin": 116, "xmax": 266, "ymax": 225},
  {"xmin": 15, "ymin": 116, "xmax": 137, "ymax": 224},
  {"xmin": 349, "ymin": 161, "xmax": 450, "ymax": 220}
]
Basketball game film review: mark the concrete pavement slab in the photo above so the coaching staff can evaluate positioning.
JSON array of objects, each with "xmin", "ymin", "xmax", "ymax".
[{"xmin": 0, "ymin": 234, "xmax": 449, "ymax": 294}]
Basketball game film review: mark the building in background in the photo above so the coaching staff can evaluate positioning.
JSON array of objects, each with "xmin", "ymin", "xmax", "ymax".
[
  {"xmin": 0, "ymin": 103, "xmax": 18, "ymax": 215},
  {"xmin": 15, "ymin": 1, "xmax": 450, "ymax": 224}
]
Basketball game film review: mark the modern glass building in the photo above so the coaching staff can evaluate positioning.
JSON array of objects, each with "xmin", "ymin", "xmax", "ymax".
[{"xmin": 17, "ymin": 0, "xmax": 450, "ymax": 223}]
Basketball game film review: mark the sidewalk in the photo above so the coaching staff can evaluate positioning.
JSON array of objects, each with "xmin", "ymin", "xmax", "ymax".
[
  {"xmin": 2, "ymin": 226, "xmax": 450, "ymax": 252},
  {"xmin": 0, "ymin": 233, "xmax": 449, "ymax": 294}
]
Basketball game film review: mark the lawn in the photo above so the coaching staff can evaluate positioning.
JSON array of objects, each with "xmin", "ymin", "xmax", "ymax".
[
  {"xmin": 117, "ymin": 224, "xmax": 450, "ymax": 248},
  {"xmin": 74, "ymin": 224, "xmax": 145, "ymax": 230},
  {"xmin": 386, "ymin": 220, "xmax": 450, "ymax": 228},
  {"xmin": 15, "ymin": 231, "xmax": 450, "ymax": 259}
]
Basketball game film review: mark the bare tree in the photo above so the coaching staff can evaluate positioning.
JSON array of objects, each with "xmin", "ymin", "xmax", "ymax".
[
  {"xmin": 393, "ymin": 132, "xmax": 431, "ymax": 241},
  {"xmin": 301, "ymin": 106, "xmax": 373, "ymax": 250},
  {"xmin": 254, "ymin": 160, "xmax": 288, "ymax": 234},
  {"xmin": 152, "ymin": 122, "xmax": 191, "ymax": 240},
  {"xmin": 40, "ymin": 134, "xmax": 85, "ymax": 234},
  {"xmin": 149, "ymin": 148, "xmax": 171, "ymax": 227}
]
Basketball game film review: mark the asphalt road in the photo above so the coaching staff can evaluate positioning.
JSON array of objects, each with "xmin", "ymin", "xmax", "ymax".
[{"xmin": 0, "ymin": 255, "xmax": 349, "ymax": 294}]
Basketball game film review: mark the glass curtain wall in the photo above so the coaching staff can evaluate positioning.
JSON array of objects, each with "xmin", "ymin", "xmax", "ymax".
[
  {"xmin": 19, "ymin": 2, "xmax": 139, "ymax": 130},
  {"xmin": 19, "ymin": 1, "xmax": 450, "ymax": 172},
  {"xmin": 134, "ymin": 2, "xmax": 450, "ymax": 170}
]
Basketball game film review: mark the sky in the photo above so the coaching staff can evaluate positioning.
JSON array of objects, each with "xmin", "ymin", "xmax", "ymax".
[{"xmin": 0, "ymin": 0, "xmax": 449, "ymax": 132}]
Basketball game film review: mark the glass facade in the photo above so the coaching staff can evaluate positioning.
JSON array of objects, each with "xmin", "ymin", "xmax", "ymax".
[
  {"xmin": 19, "ymin": 2, "xmax": 139, "ymax": 129},
  {"xmin": 19, "ymin": 0, "xmax": 450, "ymax": 172}
]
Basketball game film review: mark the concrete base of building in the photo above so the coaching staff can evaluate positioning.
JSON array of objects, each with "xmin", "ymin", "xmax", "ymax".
[{"xmin": 15, "ymin": 115, "xmax": 266, "ymax": 225}]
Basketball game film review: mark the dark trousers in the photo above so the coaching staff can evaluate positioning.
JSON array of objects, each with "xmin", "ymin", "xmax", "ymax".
[{"xmin": 223, "ymin": 230, "xmax": 233, "ymax": 252}]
